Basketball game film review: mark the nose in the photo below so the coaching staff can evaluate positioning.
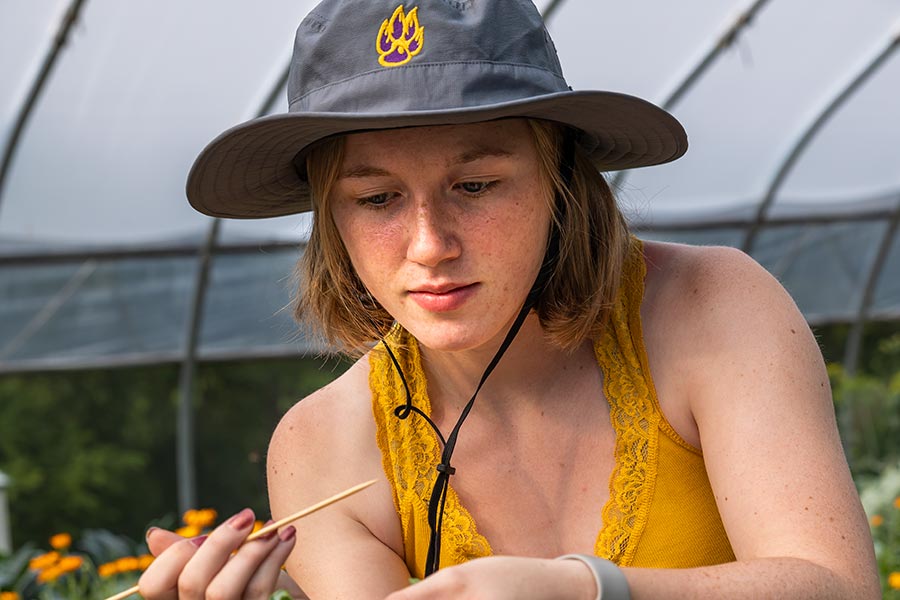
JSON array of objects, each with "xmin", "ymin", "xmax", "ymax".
[{"xmin": 405, "ymin": 197, "xmax": 461, "ymax": 267}]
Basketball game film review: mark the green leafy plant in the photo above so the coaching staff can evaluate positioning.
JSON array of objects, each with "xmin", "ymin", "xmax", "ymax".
[
  {"xmin": 858, "ymin": 461, "xmax": 900, "ymax": 597},
  {"xmin": 830, "ymin": 356, "xmax": 900, "ymax": 596}
]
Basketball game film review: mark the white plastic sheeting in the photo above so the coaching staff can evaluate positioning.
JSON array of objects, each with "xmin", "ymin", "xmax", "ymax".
[{"xmin": 1, "ymin": 0, "xmax": 899, "ymax": 372}]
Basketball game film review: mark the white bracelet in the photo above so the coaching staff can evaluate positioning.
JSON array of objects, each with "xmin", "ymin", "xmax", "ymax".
[{"xmin": 556, "ymin": 554, "xmax": 631, "ymax": 600}]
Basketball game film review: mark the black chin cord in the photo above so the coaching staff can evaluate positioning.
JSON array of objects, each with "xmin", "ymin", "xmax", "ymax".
[
  {"xmin": 383, "ymin": 132, "xmax": 575, "ymax": 576},
  {"xmin": 382, "ymin": 270, "xmax": 545, "ymax": 576}
]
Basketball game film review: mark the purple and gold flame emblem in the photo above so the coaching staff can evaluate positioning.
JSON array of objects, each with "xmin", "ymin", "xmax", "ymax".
[{"xmin": 376, "ymin": 5, "xmax": 424, "ymax": 67}]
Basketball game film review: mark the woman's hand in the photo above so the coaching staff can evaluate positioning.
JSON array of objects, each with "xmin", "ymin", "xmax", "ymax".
[
  {"xmin": 383, "ymin": 556, "xmax": 596, "ymax": 600},
  {"xmin": 139, "ymin": 508, "xmax": 297, "ymax": 600}
]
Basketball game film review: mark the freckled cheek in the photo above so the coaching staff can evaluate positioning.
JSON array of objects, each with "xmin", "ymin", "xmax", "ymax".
[
  {"xmin": 338, "ymin": 218, "xmax": 407, "ymax": 285},
  {"xmin": 470, "ymin": 212, "xmax": 547, "ymax": 294},
  {"xmin": 364, "ymin": 220, "xmax": 406, "ymax": 257},
  {"xmin": 504, "ymin": 209, "xmax": 551, "ymax": 259}
]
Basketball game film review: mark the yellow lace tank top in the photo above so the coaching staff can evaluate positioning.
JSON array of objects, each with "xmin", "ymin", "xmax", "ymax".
[{"xmin": 369, "ymin": 238, "xmax": 735, "ymax": 578}]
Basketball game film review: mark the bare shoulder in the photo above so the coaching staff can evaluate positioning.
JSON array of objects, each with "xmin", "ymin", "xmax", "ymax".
[
  {"xmin": 267, "ymin": 352, "xmax": 391, "ymax": 517},
  {"xmin": 641, "ymin": 240, "xmax": 811, "ymax": 361},
  {"xmin": 642, "ymin": 240, "xmax": 795, "ymax": 316},
  {"xmin": 641, "ymin": 239, "xmax": 830, "ymax": 427},
  {"xmin": 640, "ymin": 238, "xmax": 829, "ymax": 418},
  {"xmin": 268, "ymin": 354, "xmax": 377, "ymax": 488},
  {"xmin": 639, "ymin": 241, "xmax": 817, "ymax": 440}
]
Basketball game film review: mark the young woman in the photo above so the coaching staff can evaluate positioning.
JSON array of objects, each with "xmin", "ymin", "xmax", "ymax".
[{"xmin": 138, "ymin": 0, "xmax": 880, "ymax": 598}]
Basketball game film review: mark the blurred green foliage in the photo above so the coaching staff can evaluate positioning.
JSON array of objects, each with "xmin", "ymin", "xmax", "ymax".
[
  {"xmin": 0, "ymin": 365, "xmax": 177, "ymax": 546},
  {"xmin": 0, "ymin": 355, "xmax": 348, "ymax": 547},
  {"xmin": 818, "ymin": 323, "xmax": 900, "ymax": 596}
]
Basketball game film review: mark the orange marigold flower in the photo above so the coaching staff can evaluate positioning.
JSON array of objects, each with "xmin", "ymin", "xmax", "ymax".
[
  {"xmin": 138, "ymin": 554, "xmax": 155, "ymax": 570},
  {"xmin": 199, "ymin": 508, "xmax": 218, "ymax": 527},
  {"xmin": 0, "ymin": 592, "xmax": 20, "ymax": 600},
  {"xmin": 175, "ymin": 525, "xmax": 202, "ymax": 538},
  {"xmin": 37, "ymin": 566, "xmax": 63, "ymax": 584},
  {"xmin": 251, "ymin": 520, "xmax": 265, "ymax": 534},
  {"xmin": 894, "ymin": 497, "xmax": 900, "ymax": 510},
  {"xmin": 889, "ymin": 571, "xmax": 900, "ymax": 590},
  {"xmin": 98, "ymin": 562, "xmax": 119, "ymax": 578},
  {"xmin": 49, "ymin": 533, "xmax": 72, "ymax": 550},
  {"xmin": 114, "ymin": 556, "xmax": 141, "ymax": 573},
  {"xmin": 28, "ymin": 551, "xmax": 60, "ymax": 571},
  {"xmin": 57, "ymin": 556, "xmax": 83, "ymax": 574},
  {"xmin": 183, "ymin": 508, "xmax": 218, "ymax": 528},
  {"xmin": 869, "ymin": 514, "xmax": 884, "ymax": 527}
]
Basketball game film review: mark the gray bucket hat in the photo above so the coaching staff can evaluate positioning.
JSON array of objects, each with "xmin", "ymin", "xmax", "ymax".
[{"xmin": 186, "ymin": 0, "xmax": 688, "ymax": 219}]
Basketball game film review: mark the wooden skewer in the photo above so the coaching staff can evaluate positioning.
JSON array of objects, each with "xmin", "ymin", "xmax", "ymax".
[
  {"xmin": 104, "ymin": 479, "xmax": 378, "ymax": 600},
  {"xmin": 245, "ymin": 479, "xmax": 377, "ymax": 541}
]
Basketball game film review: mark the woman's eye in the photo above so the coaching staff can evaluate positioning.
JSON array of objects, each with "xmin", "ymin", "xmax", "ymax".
[
  {"xmin": 357, "ymin": 192, "xmax": 393, "ymax": 208},
  {"xmin": 457, "ymin": 181, "xmax": 495, "ymax": 195}
]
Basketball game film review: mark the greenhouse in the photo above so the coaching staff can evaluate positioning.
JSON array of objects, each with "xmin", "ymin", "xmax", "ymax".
[{"xmin": 1, "ymin": 0, "xmax": 899, "ymax": 597}]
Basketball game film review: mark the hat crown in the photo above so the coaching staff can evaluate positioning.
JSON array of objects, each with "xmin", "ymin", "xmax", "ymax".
[
  {"xmin": 187, "ymin": 0, "xmax": 688, "ymax": 220},
  {"xmin": 287, "ymin": 0, "xmax": 569, "ymax": 114}
]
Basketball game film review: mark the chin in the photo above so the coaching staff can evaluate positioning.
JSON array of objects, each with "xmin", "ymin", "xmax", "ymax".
[{"xmin": 403, "ymin": 318, "xmax": 507, "ymax": 354}]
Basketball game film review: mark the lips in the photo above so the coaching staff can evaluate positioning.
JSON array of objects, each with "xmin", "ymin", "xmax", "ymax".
[{"xmin": 408, "ymin": 282, "xmax": 479, "ymax": 312}]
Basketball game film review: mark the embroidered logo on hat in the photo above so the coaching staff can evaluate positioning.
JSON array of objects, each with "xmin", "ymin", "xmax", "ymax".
[{"xmin": 376, "ymin": 5, "xmax": 424, "ymax": 67}]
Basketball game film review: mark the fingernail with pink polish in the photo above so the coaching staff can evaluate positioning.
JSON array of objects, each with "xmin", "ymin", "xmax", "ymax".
[
  {"xmin": 279, "ymin": 526, "xmax": 296, "ymax": 542},
  {"xmin": 255, "ymin": 520, "xmax": 277, "ymax": 540},
  {"xmin": 145, "ymin": 527, "xmax": 158, "ymax": 540},
  {"xmin": 190, "ymin": 535, "xmax": 208, "ymax": 547},
  {"xmin": 227, "ymin": 508, "xmax": 254, "ymax": 530}
]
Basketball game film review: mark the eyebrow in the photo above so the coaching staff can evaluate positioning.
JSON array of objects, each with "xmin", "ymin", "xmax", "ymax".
[
  {"xmin": 450, "ymin": 145, "xmax": 513, "ymax": 167},
  {"xmin": 338, "ymin": 145, "xmax": 514, "ymax": 180},
  {"xmin": 339, "ymin": 165, "xmax": 392, "ymax": 179}
]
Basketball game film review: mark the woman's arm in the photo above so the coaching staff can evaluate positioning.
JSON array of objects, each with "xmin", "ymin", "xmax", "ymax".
[
  {"xmin": 387, "ymin": 245, "xmax": 880, "ymax": 600},
  {"xmin": 656, "ymin": 245, "xmax": 878, "ymax": 598},
  {"xmin": 137, "ymin": 357, "xmax": 408, "ymax": 600},
  {"xmin": 388, "ymin": 555, "xmax": 871, "ymax": 600},
  {"xmin": 267, "ymin": 359, "xmax": 414, "ymax": 598}
]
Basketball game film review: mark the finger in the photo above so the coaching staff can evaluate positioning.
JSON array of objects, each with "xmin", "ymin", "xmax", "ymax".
[
  {"xmin": 146, "ymin": 528, "xmax": 188, "ymax": 557},
  {"xmin": 138, "ymin": 536, "xmax": 206, "ymax": 600},
  {"xmin": 239, "ymin": 526, "xmax": 297, "ymax": 600},
  {"xmin": 384, "ymin": 586, "xmax": 413, "ymax": 600},
  {"xmin": 201, "ymin": 522, "xmax": 290, "ymax": 600},
  {"xmin": 205, "ymin": 521, "xmax": 280, "ymax": 599},
  {"xmin": 177, "ymin": 508, "xmax": 256, "ymax": 599},
  {"xmin": 386, "ymin": 567, "xmax": 462, "ymax": 600}
]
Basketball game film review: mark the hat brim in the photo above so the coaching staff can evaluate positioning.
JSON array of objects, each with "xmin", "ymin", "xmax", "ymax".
[{"xmin": 186, "ymin": 90, "xmax": 687, "ymax": 219}]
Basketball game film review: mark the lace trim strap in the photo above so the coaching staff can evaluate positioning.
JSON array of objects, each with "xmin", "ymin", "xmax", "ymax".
[
  {"xmin": 369, "ymin": 328, "xmax": 492, "ymax": 576},
  {"xmin": 593, "ymin": 237, "xmax": 661, "ymax": 566}
]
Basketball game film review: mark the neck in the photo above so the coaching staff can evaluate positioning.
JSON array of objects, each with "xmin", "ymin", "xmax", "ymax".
[{"xmin": 418, "ymin": 314, "xmax": 588, "ymax": 423}]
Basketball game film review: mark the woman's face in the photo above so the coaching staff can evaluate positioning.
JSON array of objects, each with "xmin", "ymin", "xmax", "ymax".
[{"xmin": 330, "ymin": 119, "xmax": 552, "ymax": 353}]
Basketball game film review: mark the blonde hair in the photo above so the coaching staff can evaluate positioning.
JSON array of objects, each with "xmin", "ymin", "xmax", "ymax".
[{"xmin": 293, "ymin": 119, "xmax": 630, "ymax": 355}]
